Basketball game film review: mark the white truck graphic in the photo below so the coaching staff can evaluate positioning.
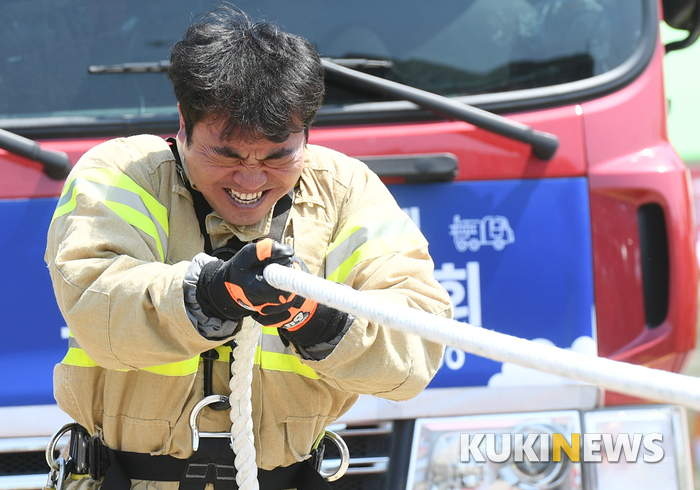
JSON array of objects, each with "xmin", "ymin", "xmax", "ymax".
[{"xmin": 449, "ymin": 214, "xmax": 515, "ymax": 252}]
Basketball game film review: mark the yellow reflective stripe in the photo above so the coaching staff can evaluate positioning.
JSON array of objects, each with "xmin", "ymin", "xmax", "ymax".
[
  {"xmin": 215, "ymin": 345, "xmax": 232, "ymax": 359},
  {"xmin": 62, "ymin": 348, "xmax": 200, "ymax": 376},
  {"xmin": 254, "ymin": 345, "xmax": 319, "ymax": 379},
  {"xmin": 327, "ymin": 234, "xmax": 425, "ymax": 284},
  {"xmin": 261, "ymin": 326, "xmax": 281, "ymax": 336},
  {"xmin": 139, "ymin": 357, "xmax": 200, "ymax": 376},
  {"xmin": 212, "ymin": 328, "xmax": 319, "ymax": 379},
  {"xmin": 62, "ymin": 347, "xmax": 99, "ymax": 367},
  {"xmin": 52, "ymin": 167, "xmax": 169, "ymax": 261},
  {"xmin": 260, "ymin": 327, "xmax": 318, "ymax": 379},
  {"xmin": 63, "ymin": 329, "xmax": 317, "ymax": 379},
  {"xmin": 62, "ymin": 332, "xmax": 200, "ymax": 376},
  {"xmin": 326, "ymin": 204, "xmax": 426, "ymax": 283},
  {"xmin": 54, "ymin": 167, "xmax": 168, "ymax": 230}
]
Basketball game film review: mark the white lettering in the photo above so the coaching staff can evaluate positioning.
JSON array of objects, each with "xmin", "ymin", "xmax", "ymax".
[
  {"xmin": 583, "ymin": 434, "xmax": 603, "ymax": 463},
  {"xmin": 466, "ymin": 262, "xmax": 481, "ymax": 327},
  {"xmin": 461, "ymin": 434, "xmax": 485, "ymax": 463},
  {"xmin": 460, "ymin": 432, "xmax": 663, "ymax": 463},
  {"xmin": 602, "ymin": 433, "xmax": 642, "ymax": 463},
  {"xmin": 540, "ymin": 434, "xmax": 550, "ymax": 462},
  {"xmin": 643, "ymin": 433, "xmax": 664, "ymax": 463},
  {"xmin": 485, "ymin": 434, "xmax": 510, "ymax": 463},
  {"xmin": 444, "ymin": 347, "xmax": 466, "ymax": 370},
  {"xmin": 434, "ymin": 261, "xmax": 482, "ymax": 328},
  {"xmin": 513, "ymin": 433, "xmax": 540, "ymax": 463},
  {"xmin": 434, "ymin": 263, "xmax": 468, "ymax": 320}
]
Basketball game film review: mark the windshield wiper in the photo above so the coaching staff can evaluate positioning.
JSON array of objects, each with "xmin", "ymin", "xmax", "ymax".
[
  {"xmin": 322, "ymin": 59, "xmax": 558, "ymax": 160},
  {"xmin": 88, "ymin": 58, "xmax": 558, "ymax": 160},
  {"xmin": 88, "ymin": 57, "xmax": 391, "ymax": 74},
  {"xmin": 89, "ymin": 61, "xmax": 171, "ymax": 74},
  {"xmin": 323, "ymin": 58, "xmax": 393, "ymax": 69}
]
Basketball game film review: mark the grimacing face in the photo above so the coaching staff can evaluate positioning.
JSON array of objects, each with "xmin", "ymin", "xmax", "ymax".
[{"xmin": 178, "ymin": 112, "xmax": 305, "ymax": 227}]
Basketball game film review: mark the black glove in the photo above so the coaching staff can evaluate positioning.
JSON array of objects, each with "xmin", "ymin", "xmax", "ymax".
[
  {"xmin": 244, "ymin": 253, "xmax": 318, "ymax": 328},
  {"xmin": 197, "ymin": 237, "xmax": 351, "ymax": 346},
  {"xmin": 196, "ymin": 238, "xmax": 315, "ymax": 326}
]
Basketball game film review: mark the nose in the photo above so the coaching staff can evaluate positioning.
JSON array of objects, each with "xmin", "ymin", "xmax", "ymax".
[{"xmin": 233, "ymin": 165, "xmax": 267, "ymax": 190}]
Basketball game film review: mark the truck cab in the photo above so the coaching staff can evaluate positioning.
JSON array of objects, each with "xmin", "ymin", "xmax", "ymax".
[{"xmin": 1, "ymin": 1, "xmax": 699, "ymax": 489}]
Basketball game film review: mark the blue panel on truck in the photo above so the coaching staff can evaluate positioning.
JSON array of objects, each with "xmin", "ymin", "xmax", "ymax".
[
  {"xmin": 0, "ymin": 197, "xmax": 64, "ymax": 406},
  {"xmin": 388, "ymin": 177, "xmax": 595, "ymax": 389}
]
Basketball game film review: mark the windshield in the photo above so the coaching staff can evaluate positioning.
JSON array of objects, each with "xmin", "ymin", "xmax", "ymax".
[{"xmin": 0, "ymin": 0, "xmax": 644, "ymax": 124}]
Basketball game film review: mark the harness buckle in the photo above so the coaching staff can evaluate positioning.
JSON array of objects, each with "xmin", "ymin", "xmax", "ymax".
[{"xmin": 190, "ymin": 394, "xmax": 234, "ymax": 451}]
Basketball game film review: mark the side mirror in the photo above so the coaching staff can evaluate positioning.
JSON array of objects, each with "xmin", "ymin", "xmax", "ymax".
[{"xmin": 663, "ymin": 0, "xmax": 700, "ymax": 52}]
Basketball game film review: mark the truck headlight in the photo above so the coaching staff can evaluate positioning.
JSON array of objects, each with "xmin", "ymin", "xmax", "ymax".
[
  {"xmin": 582, "ymin": 405, "xmax": 693, "ymax": 490},
  {"xmin": 405, "ymin": 406, "xmax": 693, "ymax": 490},
  {"xmin": 406, "ymin": 411, "xmax": 582, "ymax": 490}
]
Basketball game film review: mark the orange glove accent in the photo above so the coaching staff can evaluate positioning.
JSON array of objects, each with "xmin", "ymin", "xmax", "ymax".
[
  {"xmin": 197, "ymin": 237, "xmax": 321, "ymax": 331},
  {"xmin": 196, "ymin": 238, "xmax": 296, "ymax": 321}
]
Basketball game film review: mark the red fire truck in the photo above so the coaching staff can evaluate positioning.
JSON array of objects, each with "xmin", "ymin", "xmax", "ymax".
[{"xmin": 1, "ymin": 1, "xmax": 699, "ymax": 489}]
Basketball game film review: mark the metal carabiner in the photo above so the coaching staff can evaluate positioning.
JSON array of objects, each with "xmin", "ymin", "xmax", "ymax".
[
  {"xmin": 46, "ymin": 456, "xmax": 67, "ymax": 490},
  {"xmin": 190, "ymin": 394, "xmax": 233, "ymax": 451},
  {"xmin": 46, "ymin": 423, "xmax": 75, "ymax": 472},
  {"xmin": 318, "ymin": 430, "xmax": 350, "ymax": 482},
  {"xmin": 45, "ymin": 422, "xmax": 77, "ymax": 489}
]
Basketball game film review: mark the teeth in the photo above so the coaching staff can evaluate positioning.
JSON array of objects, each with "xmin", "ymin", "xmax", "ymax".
[{"xmin": 228, "ymin": 189, "xmax": 263, "ymax": 204}]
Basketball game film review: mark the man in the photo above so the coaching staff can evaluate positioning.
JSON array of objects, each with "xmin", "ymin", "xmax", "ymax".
[{"xmin": 45, "ymin": 5, "xmax": 452, "ymax": 490}]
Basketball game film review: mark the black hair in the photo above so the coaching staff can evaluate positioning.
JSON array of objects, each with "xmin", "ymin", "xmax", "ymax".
[{"xmin": 169, "ymin": 3, "xmax": 325, "ymax": 144}]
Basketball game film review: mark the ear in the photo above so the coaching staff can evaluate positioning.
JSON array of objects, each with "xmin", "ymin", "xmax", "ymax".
[{"xmin": 177, "ymin": 103, "xmax": 187, "ymax": 143}]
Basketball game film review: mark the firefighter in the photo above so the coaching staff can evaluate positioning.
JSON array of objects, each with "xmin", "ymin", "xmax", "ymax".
[{"xmin": 44, "ymin": 5, "xmax": 451, "ymax": 490}]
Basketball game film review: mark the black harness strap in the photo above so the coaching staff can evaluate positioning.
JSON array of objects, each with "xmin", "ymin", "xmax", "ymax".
[
  {"xmin": 168, "ymin": 138, "xmax": 218, "ymax": 255},
  {"xmin": 98, "ymin": 438, "xmax": 330, "ymax": 490}
]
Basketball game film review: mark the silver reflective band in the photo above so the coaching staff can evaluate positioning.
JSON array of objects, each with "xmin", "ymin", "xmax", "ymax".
[
  {"xmin": 56, "ymin": 177, "xmax": 169, "ymax": 261},
  {"xmin": 325, "ymin": 217, "xmax": 417, "ymax": 278}
]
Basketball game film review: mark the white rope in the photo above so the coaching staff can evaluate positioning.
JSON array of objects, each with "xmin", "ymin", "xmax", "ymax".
[
  {"xmin": 228, "ymin": 320, "xmax": 260, "ymax": 490},
  {"xmin": 263, "ymin": 263, "xmax": 700, "ymax": 411}
]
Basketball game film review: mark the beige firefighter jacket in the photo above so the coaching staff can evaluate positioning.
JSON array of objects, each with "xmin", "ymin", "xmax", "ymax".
[{"xmin": 45, "ymin": 134, "xmax": 451, "ymax": 475}]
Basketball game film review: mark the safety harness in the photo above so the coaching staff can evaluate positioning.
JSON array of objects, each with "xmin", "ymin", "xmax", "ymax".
[
  {"xmin": 46, "ymin": 139, "xmax": 342, "ymax": 490},
  {"xmin": 47, "ymin": 423, "xmax": 330, "ymax": 490}
]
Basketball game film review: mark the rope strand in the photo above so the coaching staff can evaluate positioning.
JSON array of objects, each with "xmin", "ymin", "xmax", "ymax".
[
  {"xmin": 229, "ymin": 320, "xmax": 260, "ymax": 490},
  {"xmin": 263, "ymin": 263, "xmax": 700, "ymax": 411}
]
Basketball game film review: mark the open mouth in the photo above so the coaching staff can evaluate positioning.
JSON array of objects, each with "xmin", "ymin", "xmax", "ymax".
[{"xmin": 227, "ymin": 189, "xmax": 264, "ymax": 205}]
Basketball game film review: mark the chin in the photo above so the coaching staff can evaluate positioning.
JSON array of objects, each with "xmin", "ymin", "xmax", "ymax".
[
  {"xmin": 224, "ymin": 208, "xmax": 267, "ymax": 227},
  {"xmin": 224, "ymin": 215, "xmax": 260, "ymax": 227},
  {"xmin": 217, "ymin": 196, "xmax": 270, "ymax": 227}
]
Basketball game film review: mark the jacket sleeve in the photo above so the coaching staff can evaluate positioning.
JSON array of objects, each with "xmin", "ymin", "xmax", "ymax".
[
  {"xmin": 44, "ymin": 138, "xmax": 219, "ymax": 371},
  {"xmin": 298, "ymin": 158, "xmax": 452, "ymax": 401}
]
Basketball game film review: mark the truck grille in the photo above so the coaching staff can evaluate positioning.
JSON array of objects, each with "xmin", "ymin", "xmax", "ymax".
[
  {"xmin": 0, "ymin": 451, "xmax": 49, "ymax": 476},
  {"xmin": 0, "ymin": 437, "xmax": 53, "ymax": 490},
  {"xmin": 325, "ymin": 421, "xmax": 411, "ymax": 490}
]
